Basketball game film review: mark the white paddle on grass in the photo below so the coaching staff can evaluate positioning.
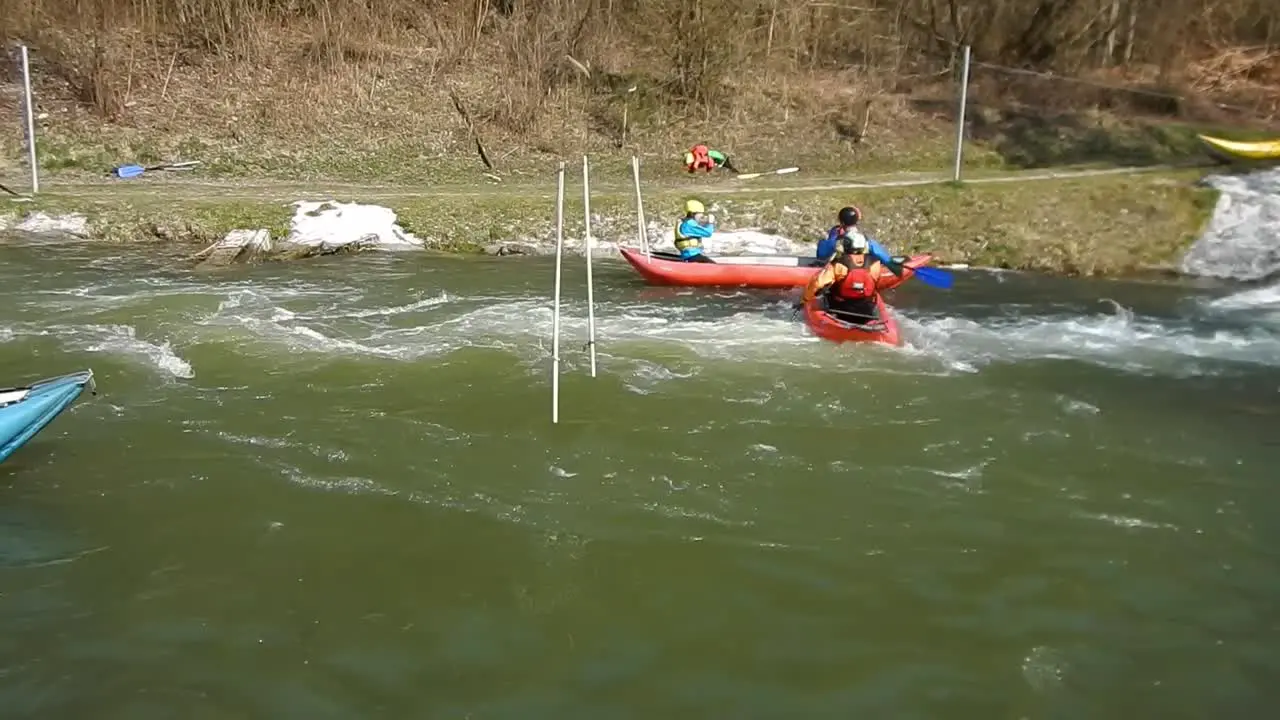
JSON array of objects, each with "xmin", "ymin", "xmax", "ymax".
[{"xmin": 735, "ymin": 167, "xmax": 800, "ymax": 180}]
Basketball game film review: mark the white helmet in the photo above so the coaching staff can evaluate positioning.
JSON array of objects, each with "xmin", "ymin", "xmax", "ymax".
[{"xmin": 843, "ymin": 232, "xmax": 869, "ymax": 254}]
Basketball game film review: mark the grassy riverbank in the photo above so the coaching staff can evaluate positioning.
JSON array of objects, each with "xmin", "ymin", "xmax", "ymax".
[
  {"xmin": 4, "ymin": 167, "xmax": 1218, "ymax": 275},
  {"xmin": 5, "ymin": 1, "xmax": 1270, "ymax": 274}
]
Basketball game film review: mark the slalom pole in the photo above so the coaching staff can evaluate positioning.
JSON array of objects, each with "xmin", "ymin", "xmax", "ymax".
[
  {"xmin": 19, "ymin": 46, "xmax": 39, "ymax": 194},
  {"xmin": 582, "ymin": 155, "xmax": 598, "ymax": 377},
  {"xmin": 551, "ymin": 162, "xmax": 566, "ymax": 423},
  {"xmin": 631, "ymin": 155, "xmax": 650, "ymax": 258}
]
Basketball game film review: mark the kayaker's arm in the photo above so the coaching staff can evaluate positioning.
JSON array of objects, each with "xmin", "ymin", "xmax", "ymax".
[
  {"xmin": 679, "ymin": 217, "xmax": 715, "ymax": 239},
  {"xmin": 816, "ymin": 227, "xmax": 841, "ymax": 261},
  {"xmin": 866, "ymin": 237, "xmax": 906, "ymax": 276}
]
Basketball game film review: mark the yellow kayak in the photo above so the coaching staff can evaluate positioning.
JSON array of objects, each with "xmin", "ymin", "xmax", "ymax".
[{"xmin": 1197, "ymin": 134, "xmax": 1280, "ymax": 160}]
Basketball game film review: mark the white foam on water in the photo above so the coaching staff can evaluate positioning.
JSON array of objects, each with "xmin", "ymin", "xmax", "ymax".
[
  {"xmin": 1182, "ymin": 168, "xmax": 1280, "ymax": 281},
  {"xmin": 1075, "ymin": 511, "xmax": 1178, "ymax": 531},
  {"xmin": 334, "ymin": 293, "xmax": 451, "ymax": 319},
  {"xmin": 217, "ymin": 431, "xmax": 349, "ymax": 463},
  {"xmin": 3, "ymin": 322, "xmax": 195, "ymax": 379},
  {"xmin": 190, "ymin": 275, "xmax": 1280, "ymax": 385},
  {"xmin": 78, "ymin": 324, "xmax": 196, "ymax": 379},
  {"xmin": 25, "ymin": 252, "xmax": 1269, "ymax": 388},
  {"xmin": 1208, "ymin": 282, "xmax": 1280, "ymax": 311},
  {"xmin": 0, "ymin": 211, "xmax": 90, "ymax": 238},
  {"xmin": 902, "ymin": 300, "xmax": 1280, "ymax": 374}
]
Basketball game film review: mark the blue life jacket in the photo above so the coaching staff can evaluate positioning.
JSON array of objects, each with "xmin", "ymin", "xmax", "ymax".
[{"xmin": 818, "ymin": 226, "xmax": 892, "ymax": 264}]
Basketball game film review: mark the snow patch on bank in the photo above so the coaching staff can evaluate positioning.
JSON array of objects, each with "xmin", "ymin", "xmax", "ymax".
[
  {"xmin": 1181, "ymin": 168, "xmax": 1280, "ymax": 281},
  {"xmin": 0, "ymin": 211, "xmax": 90, "ymax": 238},
  {"xmin": 196, "ymin": 200, "xmax": 426, "ymax": 265},
  {"xmin": 283, "ymin": 200, "xmax": 424, "ymax": 251},
  {"xmin": 222, "ymin": 200, "xmax": 812, "ymax": 257}
]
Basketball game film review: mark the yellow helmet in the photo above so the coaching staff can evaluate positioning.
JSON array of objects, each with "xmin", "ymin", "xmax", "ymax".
[
  {"xmin": 683, "ymin": 152, "xmax": 695, "ymax": 165},
  {"xmin": 684, "ymin": 199, "xmax": 705, "ymax": 215}
]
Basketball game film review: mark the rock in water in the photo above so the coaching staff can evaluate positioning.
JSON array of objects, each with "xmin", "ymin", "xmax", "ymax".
[
  {"xmin": 193, "ymin": 229, "xmax": 273, "ymax": 269},
  {"xmin": 1181, "ymin": 169, "xmax": 1280, "ymax": 281}
]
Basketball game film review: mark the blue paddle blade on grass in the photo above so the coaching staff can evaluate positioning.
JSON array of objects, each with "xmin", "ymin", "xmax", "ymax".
[{"xmin": 111, "ymin": 161, "xmax": 201, "ymax": 179}]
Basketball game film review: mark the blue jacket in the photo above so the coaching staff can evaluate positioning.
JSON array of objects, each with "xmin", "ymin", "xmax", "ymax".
[
  {"xmin": 818, "ymin": 226, "xmax": 891, "ymax": 265},
  {"xmin": 676, "ymin": 217, "xmax": 715, "ymax": 258}
]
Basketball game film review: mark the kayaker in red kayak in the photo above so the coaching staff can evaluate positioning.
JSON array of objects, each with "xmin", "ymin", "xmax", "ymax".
[
  {"xmin": 674, "ymin": 199, "xmax": 717, "ymax": 263},
  {"xmin": 817, "ymin": 206, "xmax": 897, "ymax": 265},
  {"xmin": 798, "ymin": 234, "xmax": 904, "ymax": 321},
  {"xmin": 684, "ymin": 144, "xmax": 738, "ymax": 174}
]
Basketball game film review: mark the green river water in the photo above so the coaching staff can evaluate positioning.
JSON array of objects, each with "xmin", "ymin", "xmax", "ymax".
[{"xmin": 2, "ymin": 236, "xmax": 1279, "ymax": 718}]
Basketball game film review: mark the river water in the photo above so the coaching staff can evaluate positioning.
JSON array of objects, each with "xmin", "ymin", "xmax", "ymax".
[{"xmin": 2, "ymin": 236, "xmax": 1279, "ymax": 718}]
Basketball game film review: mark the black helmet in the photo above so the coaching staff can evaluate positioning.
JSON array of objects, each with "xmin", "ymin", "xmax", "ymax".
[{"xmin": 838, "ymin": 206, "xmax": 861, "ymax": 226}]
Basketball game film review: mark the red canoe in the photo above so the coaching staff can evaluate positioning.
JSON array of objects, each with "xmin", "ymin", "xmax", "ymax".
[
  {"xmin": 618, "ymin": 247, "xmax": 934, "ymax": 290},
  {"xmin": 802, "ymin": 294, "xmax": 903, "ymax": 347}
]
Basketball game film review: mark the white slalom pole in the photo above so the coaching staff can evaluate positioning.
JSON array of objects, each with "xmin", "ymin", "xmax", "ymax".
[
  {"xmin": 952, "ymin": 44, "xmax": 972, "ymax": 183},
  {"xmin": 19, "ymin": 45, "xmax": 39, "ymax": 194},
  {"xmin": 631, "ymin": 155, "xmax": 650, "ymax": 258},
  {"xmin": 582, "ymin": 155, "xmax": 597, "ymax": 378},
  {"xmin": 551, "ymin": 162, "xmax": 566, "ymax": 424}
]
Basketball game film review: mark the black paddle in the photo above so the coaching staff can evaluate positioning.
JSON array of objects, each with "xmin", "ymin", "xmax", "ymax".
[{"xmin": 0, "ymin": 181, "xmax": 21, "ymax": 197}]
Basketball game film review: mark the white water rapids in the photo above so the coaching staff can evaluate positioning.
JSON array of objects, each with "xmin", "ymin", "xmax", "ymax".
[{"xmin": 1, "ymin": 168, "xmax": 1278, "ymax": 386}]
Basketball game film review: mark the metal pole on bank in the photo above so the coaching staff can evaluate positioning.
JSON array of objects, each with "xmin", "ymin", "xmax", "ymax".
[
  {"xmin": 582, "ymin": 155, "xmax": 598, "ymax": 377},
  {"xmin": 20, "ymin": 45, "xmax": 39, "ymax": 194},
  {"xmin": 952, "ymin": 44, "xmax": 971, "ymax": 184},
  {"xmin": 551, "ymin": 162, "xmax": 566, "ymax": 423},
  {"xmin": 631, "ymin": 156, "xmax": 650, "ymax": 258}
]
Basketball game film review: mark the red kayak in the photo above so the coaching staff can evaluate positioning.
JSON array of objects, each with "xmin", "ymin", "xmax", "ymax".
[
  {"xmin": 618, "ymin": 247, "xmax": 934, "ymax": 290},
  {"xmin": 802, "ymin": 294, "xmax": 903, "ymax": 347}
]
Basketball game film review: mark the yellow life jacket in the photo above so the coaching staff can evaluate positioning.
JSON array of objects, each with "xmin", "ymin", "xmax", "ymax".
[{"xmin": 674, "ymin": 221, "xmax": 702, "ymax": 251}]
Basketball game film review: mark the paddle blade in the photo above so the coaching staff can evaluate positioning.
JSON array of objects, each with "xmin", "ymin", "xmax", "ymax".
[
  {"xmin": 113, "ymin": 164, "xmax": 145, "ymax": 179},
  {"xmin": 737, "ymin": 167, "xmax": 800, "ymax": 180},
  {"xmin": 912, "ymin": 265, "xmax": 954, "ymax": 289}
]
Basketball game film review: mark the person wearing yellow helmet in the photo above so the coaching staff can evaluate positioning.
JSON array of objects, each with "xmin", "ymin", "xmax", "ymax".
[
  {"xmin": 683, "ymin": 144, "xmax": 738, "ymax": 174},
  {"xmin": 673, "ymin": 198, "xmax": 716, "ymax": 262}
]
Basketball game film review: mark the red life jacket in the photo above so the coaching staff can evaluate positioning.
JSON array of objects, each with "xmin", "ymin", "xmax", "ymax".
[
  {"xmin": 688, "ymin": 145, "xmax": 713, "ymax": 172},
  {"xmin": 832, "ymin": 255, "xmax": 880, "ymax": 300}
]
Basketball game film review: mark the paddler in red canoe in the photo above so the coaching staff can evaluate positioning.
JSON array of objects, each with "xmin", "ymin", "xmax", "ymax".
[
  {"xmin": 684, "ymin": 144, "xmax": 738, "ymax": 174},
  {"xmin": 673, "ymin": 199, "xmax": 717, "ymax": 263},
  {"xmin": 797, "ymin": 234, "xmax": 905, "ymax": 321}
]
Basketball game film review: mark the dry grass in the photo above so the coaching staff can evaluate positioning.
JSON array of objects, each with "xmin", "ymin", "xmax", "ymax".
[{"xmin": 0, "ymin": 0, "xmax": 1278, "ymax": 185}]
